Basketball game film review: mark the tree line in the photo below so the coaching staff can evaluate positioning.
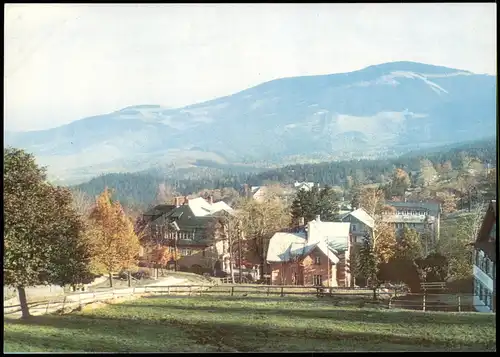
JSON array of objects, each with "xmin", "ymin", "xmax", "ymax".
[{"xmin": 72, "ymin": 137, "xmax": 496, "ymax": 210}]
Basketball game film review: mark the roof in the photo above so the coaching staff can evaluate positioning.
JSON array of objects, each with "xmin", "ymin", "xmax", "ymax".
[
  {"xmin": 476, "ymin": 200, "xmax": 497, "ymax": 244},
  {"xmin": 294, "ymin": 181, "xmax": 315, "ymax": 190},
  {"xmin": 266, "ymin": 220, "xmax": 350, "ymax": 264},
  {"xmin": 266, "ymin": 232, "xmax": 306, "ymax": 262},
  {"xmin": 385, "ymin": 201, "xmax": 441, "ymax": 217},
  {"xmin": 307, "ymin": 220, "xmax": 351, "ymax": 252},
  {"xmin": 143, "ymin": 204, "xmax": 176, "ymax": 218},
  {"xmin": 146, "ymin": 197, "xmax": 236, "ymax": 246},
  {"xmin": 187, "ymin": 197, "xmax": 234, "ymax": 217},
  {"xmin": 341, "ymin": 208, "xmax": 375, "ymax": 229},
  {"xmin": 474, "ymin": 241, "xmax": 496, "ymax": 262}
]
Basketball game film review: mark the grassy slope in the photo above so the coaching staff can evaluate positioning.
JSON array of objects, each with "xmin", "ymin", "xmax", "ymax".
[{"xmin": 4, "ymin": 295, "xmax": 496, "ymax": 352}]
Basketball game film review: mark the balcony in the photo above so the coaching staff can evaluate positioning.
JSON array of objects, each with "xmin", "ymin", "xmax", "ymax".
[
  {"xmin": 382, "ymin": 214, "xmax": 428, "ymax": 224},
  {"xmin": 473, "ymin": 249, "xmax": 495, "ymax": 292}
]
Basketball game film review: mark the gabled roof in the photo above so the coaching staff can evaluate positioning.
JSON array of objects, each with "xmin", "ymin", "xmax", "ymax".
[
  {"xmin": 266, "ymin": 232, "xmax": 306, "ymax": 262},
  {"xmin": 341, "ymin": 208, "xmax": 375, "ymax": 229},
  {"xmin": 307, "ymin": 220, "xmax": 351, "ymax": 252},
  {"xmin": 143, "ymin": 204, "xmax": 176, "ymax": 218},
  {"xmin": 266, "ymin": 220, "xmax": 349, "ymax": 264},
  {"xmin": 476, "ymin": 200, "xmax": 496, "ymax": 244},
  {"xmin": 187, "ymin": 197, "xmax": 234, "ymax": 217}
]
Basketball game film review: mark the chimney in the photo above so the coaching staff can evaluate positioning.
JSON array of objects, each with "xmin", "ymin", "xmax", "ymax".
[
  {"xmin": 316, "ymin": 215, "xmax": 321, "ymax": 222},
  {"xmin": 183, "ymin": 196, "xmax": 189, "ymax": 205},
  {"xmin": 174, "ymin": 196, "xmax": 181, "ymax": 207},
  {"xmin": 299, "ymin": 217, "xmax": 305, "ymax": 226},
  {"xmin": 208, "ymin": 195, "xmax": 213, "ymax": 205}
]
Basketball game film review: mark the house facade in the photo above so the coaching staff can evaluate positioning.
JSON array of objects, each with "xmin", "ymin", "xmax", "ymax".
[
  {"xmin": 382, "ymin": 201, "xmax": 441, "ymax": 251},
  {"xmin": 140, "ymin": 196, "xmax": 235, "ymax": 273},
  {"xmin": 266, "ymin": 216, "xmax": 352, "ymax": 287},
  {"xmin": 473, "ymin": 200, "xmax": 496, "ymax": 313},
  {"xmin": 340, "ymin": 208, "xmax": 374, "ymax": 244}
]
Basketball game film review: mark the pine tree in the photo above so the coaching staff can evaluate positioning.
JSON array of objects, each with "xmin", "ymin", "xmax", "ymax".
[
  {"xmin": 357, "ymin": 234, "xmax": 379, "ymax": 300},
  {"xmin": 291, "ymin": 186, "xmax": 339, "ymax": 224}
]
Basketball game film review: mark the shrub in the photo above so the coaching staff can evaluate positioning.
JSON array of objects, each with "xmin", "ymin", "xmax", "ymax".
[
  {"xmin": 132, "ymin": 269, "xmax": 152, "ymax": 280},
  {"xmin": 138, "ymin": 260, "xmax": 149, "ymax": 268}
]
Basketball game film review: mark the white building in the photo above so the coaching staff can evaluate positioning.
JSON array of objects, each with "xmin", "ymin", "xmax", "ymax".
[{"xmin": 472, "ymin": 200, "xmax": 496, "ymax": 313}]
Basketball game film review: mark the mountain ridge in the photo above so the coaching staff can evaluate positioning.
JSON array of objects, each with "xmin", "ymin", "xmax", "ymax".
[{"xmin": 5, "ymin": 61, "xmax": 496, "ymax": 183}]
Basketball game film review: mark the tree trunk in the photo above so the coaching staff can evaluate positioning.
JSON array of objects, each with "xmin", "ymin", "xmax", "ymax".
[
  {"xmin": 109, "ymin": 272, "xmax": 114, "ymax": 288},
  {"xmin": 127, "ymin": 271, "xmax": 132, "ymax": 287},
  {"xmin": 372, "ymin": 287, "xmax": 377, "ymax": 301},
  {"xmin": 228, "ymin": 241, "xmax": 235, "ymax": 283},
  {"xmin": 258, "ymin": 237, "xmax": 265, "ymax": 280},
  {"xmin": 17, "ymin": 286, "xmax": 31, "ymax": 319},
  {"xmin": 238, "ymin": 234, "xmax": 243, "ymax": 283}
]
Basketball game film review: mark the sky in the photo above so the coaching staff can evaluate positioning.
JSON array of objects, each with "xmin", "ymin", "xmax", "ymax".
[{"xmin": 4, "ymin": 3, "xmax": 497, "ymax": 132}]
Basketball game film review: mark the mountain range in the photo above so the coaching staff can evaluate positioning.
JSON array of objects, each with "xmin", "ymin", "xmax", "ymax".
[{"xmin": 4, "ymin": 61, "xmax": 496, "ymax": 184}]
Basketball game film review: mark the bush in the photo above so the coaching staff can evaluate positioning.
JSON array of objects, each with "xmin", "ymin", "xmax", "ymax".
[
  {"xmin": 138, "ymin": 260, "xmax": 149, "ymax": 268},
  {"xmin": 118, "ymin": 271, "xmax": 129, "ymax": 280},
  {"xmin": 132, "ymin": 269, "xmax": 152, "ymax": 280}
]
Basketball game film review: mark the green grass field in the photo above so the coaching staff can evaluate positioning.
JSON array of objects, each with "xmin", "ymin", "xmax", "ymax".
[{"xmin": 4, "ymin": 295, "xmax": 496, "ymax": 352}]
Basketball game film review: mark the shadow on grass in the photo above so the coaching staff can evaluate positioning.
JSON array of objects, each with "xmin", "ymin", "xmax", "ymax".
[
  {"xmin": 4, "ymin": 307, "xmax": 495, "ymax": 353},
  {"xmin": 4, "ymin": 329, "xmax": 128, "ymax": 352},
  {"xmin": 124, "ymin": 295, "xmax": 494, "ymax": 326}
]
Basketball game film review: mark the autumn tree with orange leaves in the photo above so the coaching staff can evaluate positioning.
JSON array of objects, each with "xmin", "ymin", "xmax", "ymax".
[
  {"xmin": 151, "ymin": 246, "xmax": 181, "ymax": 276},
  {"xmin": 87, "ymin": 189, "xmax": 140, "ymax": 287}
]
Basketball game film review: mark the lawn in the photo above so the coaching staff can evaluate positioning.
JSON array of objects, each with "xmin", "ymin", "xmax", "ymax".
[{"xmin": 4, "ymin": 295, "xmax": 496, "ymax": 352}]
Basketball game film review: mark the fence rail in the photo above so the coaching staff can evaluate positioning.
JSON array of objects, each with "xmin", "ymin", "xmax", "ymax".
[{"xmin": 4, "ymin": 283, "xmax": 488, "ymax": 317}]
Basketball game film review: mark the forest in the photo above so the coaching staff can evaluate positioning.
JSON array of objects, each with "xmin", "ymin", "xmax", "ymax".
[{"xmin": 72, "ymin": 137, "xmax": 496, "ymax": 210}]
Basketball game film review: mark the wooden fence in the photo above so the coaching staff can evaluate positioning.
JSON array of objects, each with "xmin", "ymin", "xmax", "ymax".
[
  {"xmin": 144, "ymin": 284, "xmax": 382, "ymax": 298},
  {"xmin": 143, "ymin": 284, "xmax": 484, "ymax": 312},
  {"xmin": 4, "ymin": 283, "xmax": 488, "ymax": 317}
]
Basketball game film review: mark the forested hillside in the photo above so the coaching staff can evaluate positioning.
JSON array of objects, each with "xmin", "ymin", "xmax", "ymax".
[{"xmin": 72, "ymin": 137, "xmax": 496, "ymax": 209}]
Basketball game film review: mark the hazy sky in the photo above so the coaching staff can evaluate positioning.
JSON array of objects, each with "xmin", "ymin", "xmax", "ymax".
[{"xmin": 4, "ymin": 3, "xmax": 497, "ymax": 131}]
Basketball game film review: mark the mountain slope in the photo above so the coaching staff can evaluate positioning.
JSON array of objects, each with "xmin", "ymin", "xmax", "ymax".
[{"xmin": 5, "ymin": 61, "xmax": 496, "ymax": 183}]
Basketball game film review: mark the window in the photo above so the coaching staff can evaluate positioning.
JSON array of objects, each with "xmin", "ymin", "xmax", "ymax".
[
  {"xmin": 351, "ymin": 224, "xmax": 357, "ymax": 232},
  {"xmin": 180, "ymin": 248, "xmax": 192, "ymax": 256},
  {"xmin": 474, "ymin": 280, "xmax": 480, "ymax": 296},
  {"xmin": 313, "ymin": 275, "xmax": 322, "ymax": 286},
  {"xmin": 314, "ymin": 256, "xmax": 321, "ymax": 265},
  {"xmin": 202, "ymin": 249, "xmax": 206, "ymax": 257}
]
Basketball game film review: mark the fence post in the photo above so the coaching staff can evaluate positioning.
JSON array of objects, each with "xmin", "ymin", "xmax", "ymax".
[
  {"xmin": 267, "ymin": 287, "xmax": 270, "ymax": 296},
  {"xmin": 388, "ymin": 297, "xmax": 392, "ymax": 309},
  {"xmin": 422, "ymin": 294, "xmax": 426, "ymax": 312},
  {"xmin": 200, "ymin": 285, "xmax": 203, "ymax": 296},
  {"xmin": 79, "ymin": 293, "xmax": 82, "ymax": 308},
  {"xmin": 458, "ymin": 295, "xmax": 461, "ymax": 312},
  {"xmin": 281, "ymin": 287, "xmax": 284, "ymax": 297},
  {"xmin": 189, "ymin": 286, "xmax": 192, "ymax": 296},
  {"xmin": 167, "ymin": 286, "xmax": 170, "ymax": 295},
  {"xmin": 62, "ymin": 296, "xmax": 67, "ymax": 312},
  {"xmin": 46, "ymin": 300, "xmax": 51, "ymax": 314},
  {"xmin": 231, "ymin": 286, "xmax": 234, "ymax": 297}
]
